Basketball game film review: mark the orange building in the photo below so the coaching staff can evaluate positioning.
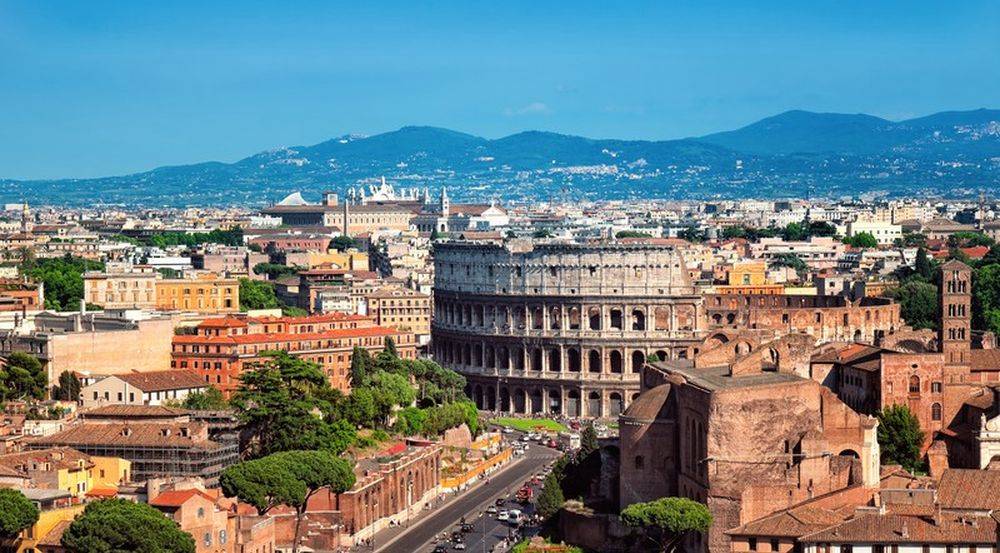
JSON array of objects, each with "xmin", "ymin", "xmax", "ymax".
[
  {"xmin": 0, "ymin": 279, "xmax": 43, "ymax": 311},
  {"xmin": 171, "ymin": 313, "xmax": 417, "ymax": 396},
  {"xmin": 156, "ymin": 273, "xmax": 239, "ymax": 313}
]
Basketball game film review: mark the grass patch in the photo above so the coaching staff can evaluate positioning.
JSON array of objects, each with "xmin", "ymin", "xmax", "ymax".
[{"xmin": 493, "ymin": 417, "xmax": 567, "ymax": 433}]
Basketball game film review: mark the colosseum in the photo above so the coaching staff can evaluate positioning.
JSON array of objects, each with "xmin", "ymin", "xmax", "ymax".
[
  {"xmin": 432, "ymin": 240, "xmax": 705, "ymax": 419},
  {"xmin": 432, "ymin": 239, "xmax": 905, "ymax": 419}
]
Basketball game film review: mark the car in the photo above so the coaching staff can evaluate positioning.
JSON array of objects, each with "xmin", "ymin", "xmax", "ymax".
[
  {"xmin": 495, "ymin": 498, "xmax": 505, "ymax": 506},
  {"xmin": 502, "ymin": 427, "xmax": 514, "ymax": 434},
  {"xmin": 433, "ymin": 545, "xmax": 449, "ymax": 553},
  {"xmin": 521, "ymin": 435, "xmax": 531, "ymax": 442},
  {"xmin": 497, "ymin": 510, "xmax": 509, "ymax": 521},
  {"xmin": 547, "ymin": 439, "xmax": 558, "ymax": 448},
  {"xmin": 451, "ymin": 532, "xmax": 462, "ymax": 541},
  {"xmin": 486, "ymin": 505, "xmax": 498, "ymax": 514},
  {"xmin": 461, "ymin": 523, "xmax": 474, "ymax": 533},
  {"xmin": 453, "ymin": 544, "xmax": 466, "ymax": 550}
]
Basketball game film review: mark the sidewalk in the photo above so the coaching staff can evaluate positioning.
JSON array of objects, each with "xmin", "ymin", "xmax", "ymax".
[{"xmin": 349, "ymin": 452, "xmax": 523, "ymax": 553}]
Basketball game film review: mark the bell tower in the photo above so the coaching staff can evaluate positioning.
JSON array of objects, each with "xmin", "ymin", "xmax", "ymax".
[{"xmin": 939, "ymin": 259, "xmax": 972, "ymax": 365}]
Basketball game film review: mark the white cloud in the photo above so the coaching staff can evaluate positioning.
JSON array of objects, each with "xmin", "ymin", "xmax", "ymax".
[{"xmin": 504, "ymin": 102, "xmax": 552, "ymax": 116}]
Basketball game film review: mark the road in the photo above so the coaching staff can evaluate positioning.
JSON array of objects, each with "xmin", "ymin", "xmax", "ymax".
[{"xmin": 376, "ymin": 436, "xmax": 561, "ymax": 553}]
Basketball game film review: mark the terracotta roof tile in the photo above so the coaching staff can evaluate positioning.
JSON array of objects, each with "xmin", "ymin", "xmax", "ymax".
[
  {"xmin": 801, "ymin": 513, "xmax": 997, "ymax": 544},
  {"xmin": 116, "ymin": 370, "xmax": 207, "ymax": 392},
  {"xmin": 938, "ymin": 469, "xmax": 1000, "ymax": 511},
  {"xmin": 150, "ymin": 488, "xmax": 216, "ymax": 508}
]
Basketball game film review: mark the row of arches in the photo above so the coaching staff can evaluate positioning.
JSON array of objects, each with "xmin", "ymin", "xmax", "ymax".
[
  {"xmin": 434, "ymin": 300, "xmax": 700, "ymax": 334},
  {"xmin": 435, "ymin": 338, "xmax": 674, "ymax": 375},
  {"xmin": 469, "ymin": 383, "xmax": 640, "ymax": 418}
]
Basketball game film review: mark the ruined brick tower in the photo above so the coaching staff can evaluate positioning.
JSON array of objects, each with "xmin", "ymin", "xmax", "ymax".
[{"xmin": 939, "ymin": 259, "xmax": 972, "ymax": 366}]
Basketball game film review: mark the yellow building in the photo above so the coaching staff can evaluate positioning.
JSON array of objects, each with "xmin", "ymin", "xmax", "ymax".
[
  {"xmin": 17, "ymin": 493, "xmax": 84, "ymax": 553},
  {"xmin": 367, "ymin": 286, "xmax": 431, "ymax": 344},
  {"xmin": 155, "ymin": 272, "xmax": 239, "ymax": 312},
  {"xmin": 713, "ymin": 262, "xmax": 785, "ymax": 295},
  {"xmin": 0, "ymin": 448, "xmax": 131, "ymax": 498}
]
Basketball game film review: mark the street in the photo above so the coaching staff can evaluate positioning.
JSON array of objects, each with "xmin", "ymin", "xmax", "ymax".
[{"xmin": 375, "ymin": 434, "xmax": 562, "ymax": 553}]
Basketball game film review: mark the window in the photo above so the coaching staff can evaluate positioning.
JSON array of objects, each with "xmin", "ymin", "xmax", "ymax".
[
  {"xmin": 932, "ymin": 382, "xmax": 942, "ymax": 393},
  {"xmin": 932, "ymin": 403, "xmax": 942, "ymax": 421},
  {"xmin": 748, "ymin": 537, "xmax": 757, "ymax": 551},
  {"xmin": 771, "ymin": 539, "xmax": 779, "ymax": 552},
  {"xmin": 909, "ymin": 375, "xmax": 921, "ymax": 395},
  {"xmin": 197, "ymin": 507, "xmax": 205, "ymax": 518}
]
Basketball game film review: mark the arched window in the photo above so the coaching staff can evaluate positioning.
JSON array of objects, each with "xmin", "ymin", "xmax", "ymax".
[
  {"xmin": 932, "ymin": 403, "xmax": 942, "ymax": 421},
  {"xmin": 909, "ymin": 375, "xmax": 921, "ymax": 395}
]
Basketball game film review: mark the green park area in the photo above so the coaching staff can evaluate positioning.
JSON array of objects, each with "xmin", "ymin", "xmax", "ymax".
[{"xmin": 492, "ymin": 417, "xmax": 567, "ymax": 433}]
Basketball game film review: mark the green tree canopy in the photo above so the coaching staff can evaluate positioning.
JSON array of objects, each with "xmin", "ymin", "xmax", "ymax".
[
  {"xmin": 1, "ymin": 352, "xmax": 47, "ymax": 401},
  {"xmin": 915, "ymin": 247, "xmax": 933, "ymax": 280},
  {"xmin": 61, "ymin": 499, "xmax": 195, "ymax": 553},
  {"xmin": 238, "ymin": 278, "xmax": 280, "ymax": 311},
  {"xmin": 21, "ymin": 255, "xmax": 104, "ymax": 311},
  {"xmin": 889, "ymin": 280, "xmax": 939, "ymax": 330},
  {"xmin": 973, "ymin": 264, "xmax": 1000, "ymax": 336},
  {"xmin": 222, "ymin": 450, "xmax": 355, "ymax": 553},
  {"xmin": 52, "ymin": 370, "xmax": 81, "ymax": 401},
  {"xmin": 877, "ymin": 404, "xmax": 925, "ymax": 473},
  {"xmin": 844, "ymin": 232, "xmax": 879, "ymax": 249},
  {"xmin": 230, "ymin": 351, "xmax": 355, "ymax": 457},
  {"xmin": 331, "ymin": 235, "xmax": 359, "ymax": 252},
  {"xmin": 0, "ymin": 488, "xmax": 39, "ymax": 539},
  {"xmin": 621, "ymin": 497, "xmax": 712, "ymax": 553},
  {"xmin": 253, "ymin": 263, "xmax": 302, "ymax": 280},
  {"xmin": 536, "ymin": 471, "xmax": 566, "ymax": 520},
  {"xmin": 181, "ymin": 386, "xmax": 228, "ymax": 410},
  {"xmin": 615, "ymin": 230, "xmax": 652, "ymax": 239}
]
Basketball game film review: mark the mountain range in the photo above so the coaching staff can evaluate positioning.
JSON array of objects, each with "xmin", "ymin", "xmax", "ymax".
[{"xmin": 4, "ymin": 108, "xmax": 999, "ymax": 206}]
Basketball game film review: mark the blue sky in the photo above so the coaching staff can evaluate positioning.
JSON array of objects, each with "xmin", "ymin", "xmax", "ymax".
[{"xmin": 1, "ymin": 1, "xmax": 998, "ymax": 179}]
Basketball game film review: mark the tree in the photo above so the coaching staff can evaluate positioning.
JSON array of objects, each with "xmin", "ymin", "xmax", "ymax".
[
  {"xmin": 536, "ymin": 471, "xmax": 566, "ymax": 520},
  {"xmin": 579, "ymin": 424, "xmax": 599, "ymax": 458},
  {"xmin": 238, "ymin": 278, "xmax": 280, "ymax": 311},
  {"xmin": 181, "ymin": 386, "xmax": 228, "ymax": 410},
  {"xmin": 615, "ymin": 230, "xmax": 652, "ymax": 239},
  {"xmin": 915, "ymin": 247, "xmax": 933, "ymax": 280},
  {"xmin": 0, "ymin": 352, "xmax": 47, "ymax": 401},
  {"xmin": 877, "ymin": 405, "xmax": 925, "ymax": 473},
  {"xmin": 349, "ymin": 346, "xmax": 372, "ymax": 388},
  {"xmin": 51, "ymin": 370, "xmax": 81, "ymax": 401},
  {"xmin": 769, "ymin": 253, "xmax": 808, "ymax": 274},
  {"xmin": 384, "ymin": 336, "xmax": 398, "ymax": 358},
  {"xmin": 331, "ymin": 235, "xmax": 357, "ymax": 252},
  {"xmin": 844, "ymin": 232, "xmax": 879, "ymax": 249},
  {"xmin": 61, "ymin": 499, "xmax": 195, "ymax": 553},
  {"xmin": 781, "ymin": 222, "xmax": 807, "ymax": 241},
  {"xmin": 230, "ymin": 351, "xmax": 355, "ymax": 457},
  {"xmin": 973, "ymin": 264, "xmax": 1000, "ymax": 335},
  {"xmin": 222, "ymin": 451, "xmax": 355, "ymax": 553},
  {"xmin": 889, "ymin": 280, "xmax": 939, "ymax": 330},
  {"xmin": 429, "ymin": 228, "xmax": 441, "ymax": 241},
  {"xmin": 20, "ymin": 255, "xmax": 103, "ymax": 311},
  {"xmin": 253, "ymin": 263, "xmax": 302, "ymax": 280},
  {"xmin": 621, "ymin": 497, "xmax": 712, "ymax": 552},
  {"xmin": 0, "ymin": 488, "xmax": 39, "ymax": 539}
]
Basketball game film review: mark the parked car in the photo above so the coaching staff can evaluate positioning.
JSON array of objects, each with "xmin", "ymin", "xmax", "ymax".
[
  {"xmin": 497, "ymin": 510, "xmax": 509, "ymax": 521},
  {"xmin": 461, "ymin": 523, "xmax": 474, "ymax": 533},
  {"xmin": 453, "ymin": 543, "xmax": 466, "ymax": 550},
  {"xmin": 486, "ymin": 505, "xmax": 498, "ymax": 514}
]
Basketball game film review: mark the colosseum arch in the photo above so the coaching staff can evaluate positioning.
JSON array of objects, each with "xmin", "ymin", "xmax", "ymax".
[
  {"xmin": 566, "ymin": 390, "xmax": 581, "ymax": 417},
  {"xmin": 568, "ymin": 307, "xmax": 581, "ymax": 330},
  {"xmin": 588, "ymin": 391, "xmax": 602, "ymax": 418},
  {"xmin": 499, "ymin": 387, "xmax": 511, "ymax": 411},
  {"xmin": 512, "ymin": 388, "xmax": 526, "ymax": 413},
  {"xmin": 547, "ymin": 388, "xmax": 562, "ymax": 414},
  {"xmin": 588, "ymin": 307, "xmax": 602, "ymax": 330},
  {"xmin": 631, "ymin": 350, "xmax": 645, "ymax": 373},
  {"xmin": 530, "ymin": 389, "xmax": 543, "ymax": 413},
  {"xmin": 550, "ymin": 306, "xmax": 562, "ymax": 330},
  {"xmin": 609, "ymin": 392, "xmax": 624, "ymax": 418},
  {"xmin": 531, "ymin": 348, "xmax": 543, "ymax": 371},
  {"xmin": 610, "ymin": 309, "xmax": 624, "ymax": 330},
  {"xmin": 705, "ymin": 332, "xmax": 731, "ymax": 349},
  {"xmin": 589, "ymin": 350, "xmax": 602, "ymax": 373},
  {"xmin": 610, "ymin": 350, "xmax": 624, "ymax": 374},
  {"xmin": 568, "ymin": 348, "xmax": 581, "ymax": 372},
  {"xmin": 655, "ymin": 307, "xmax": 671, "ymax": 331},
  {"xmin": 632, "ymin": 308, "xmax": 646, "ymax": 331},
  {"xmin": 485, "ymin": 387, "xmax": 496, "ymax": 410},
  {"xmin": 549, "ymin": 349, "xmax": 562, "ymax": 372},
  {"xmin": 676, "ymin": 305, "xmax": 695, "ymax": 330}
]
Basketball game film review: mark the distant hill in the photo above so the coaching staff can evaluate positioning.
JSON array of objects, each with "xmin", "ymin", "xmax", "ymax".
[
  {"xmin": 4, "ymin": 108, "xmax": 999, "ymax": 206},
  {"xmin": 694, "ymin": 108, "xmax": 1000, "ymax": 156}
]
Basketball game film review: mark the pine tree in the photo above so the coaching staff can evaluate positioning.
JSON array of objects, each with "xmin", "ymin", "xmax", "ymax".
[
  {"xmin": 915, "ymin": 247, "xmax": 932, "ymax": 280},
  {"xmin": 536, "ymin": 472, "xmax": 565, "ymax": 520},
  {"xmin": 384, "ymin": 336, "xmax": 398, "ymax": 358},
  {"xmin": 877, "ymin": 405, "xmax": 925, "ymax": 472}
]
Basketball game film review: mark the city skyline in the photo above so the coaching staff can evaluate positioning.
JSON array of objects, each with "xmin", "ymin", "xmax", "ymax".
[{"xmin": 2, "ymin": 1, "xmax": 999, "ymax": 179}]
